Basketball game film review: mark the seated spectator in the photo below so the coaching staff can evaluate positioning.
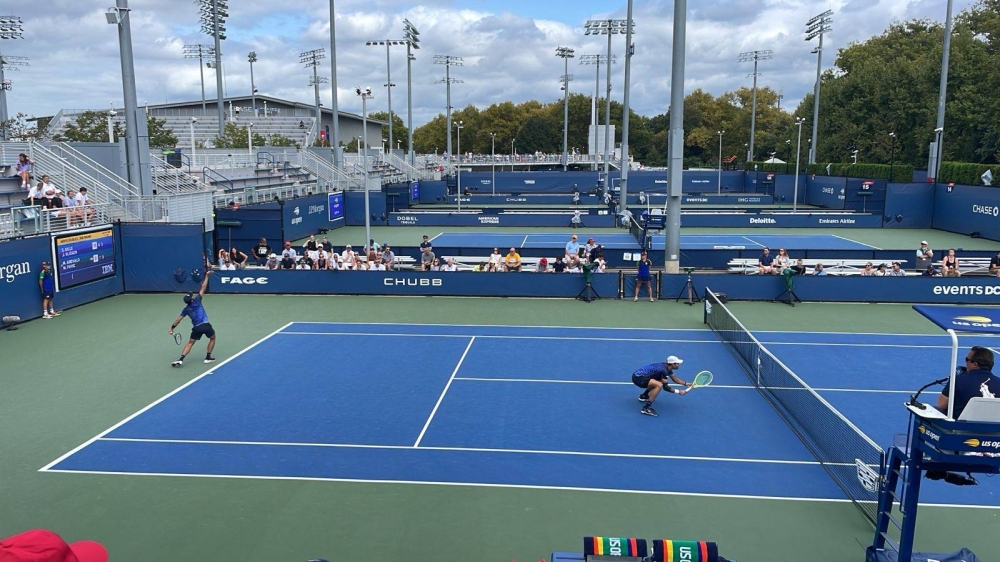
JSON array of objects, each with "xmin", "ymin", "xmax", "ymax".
[
  {"xmin": 303, "ymin": 235, "xmax": 319, "ymax": 260},
  {"xmin": 774, "ymin": 248, "xmax": 790, "ymax": 270},
  {"xmin": 488, "ymin": 247, "xmax": 503, "ymax": 272},
  {"xmin": 64, "ymin": 188, "xmax": 80, "ymax": 226},
  {"xmin": 991, "ymin": 251, "xmax": 1000, "ymax": 277},
  {"xmin": 330, "ymin": 255, "xmax": 343, "ymax": 270},
  {"xmin": 570, "ymin": 210, "xmax": 583, "ymax": 228},
  {"xmin": 219, "ymin": 258, "xmax": 236, "ymax": 270},
  {"xmin": 295, "ymin": 257, "xmax": 312, "ymax": 270},
  {"xmin": 341, "ymin": 245, "xmax": 357, "ymax": 269},
  {"xmin": 638, "ymin": 191, "xmax": 647, "ymax": 205},
  {"xmin": 758, "ymin": 248, "xmax": 777, "ymax": 275},
  {"xmin": 217, "ymin": 248, "xmax": 230, "ymax": 268},
  {"xmin": 76, "ymin": 187, "xmax": 94, "ymax": 225},
  {"xmin": 230, "ymin": 247, "xmax": 249, "ymax": 269},
  {"xmin": 584, "ymin": 237, "xmax": 598, "ymax": 257},
  {"xmin": 572, "ymin": 184, "xmax": 581, "ymax": 205},
  {"xmin": 619, "ymin": 207, "xmax": 634, "ymax": 228},
  {"xmin": 381, "ymin": 246, "xmax": 396, "ymax": 270},
  {"xmin": 603, "ymin": 191, "xmax": 612, "ymax": 205},
  {"xmin": 429, "ymin": 258, "xmax": 442, "ymax": 272},
  {"xmin": 874, "ymin": 263, "xmax": 889, "ymax": 276},
  {"xmin": 321, "ymin": 237, "xmax": 333, "ymax": 253},
  {"xmin": 566, "ymin": 260, "xmax": 582, "ymax": 273},
  {"xmin": 888, "ymin": 262, "xmax": 905, "ymax": 277},
  {"xmin": 14, "ymin": 152, "xmax": 33, "ymax": 188},
  {"xmin": 552, "ymin": 256, "xmax": 566, "ymax": 273},
  {"xmin": 922, "ymin": 265, "xmax": 939, "ymax": 277},
  {"xmin": 535, "ymin": 258, "xmax": 549, "ymax": 273},
  {"xmin": 504, "ymin": 247, "xmax": 522, "ymax": 272},
  {"xmin": 860, "ymin": 262, "xmax": 875, "ymax": 276},
  {"xmin": 253, "ymin": 237, "xmax": 272, "ymax": 266},
  {"xmin": 265, "ymin": 253, "xmax": 279, "ymax": 270},
  {"xmin": 594, "ymin": 253, "xmax": 606, "ymax": 273},
  {"xmin": 367, "ymin": 239, "xmax": 381, "ymax": 254},
  {"xmin": 473, "ymin": 261, "xmax": 488, "ymax": 272},
  {"xmin": 281, "ymin": 241, "xmax": 297, "ymax": 261},
  {"xmin": 419, "ymin": 235, "xmax": 434, "ymax": 268},
  {"xmin": 942, "ymin": 249, "xmax": 961, "ymax": 277},
  {"xmin": 280, "ymin": 253, "xmax": 296, "ymax": 269},
  {"xmin": 788, "ymin": 258, "xmax": 807, "ymax": 276},
  {"xmin": 811, "ymin": 263, "xmax": 827, "ymax": 276},
  {"xmin": 565, "ymin": 234, "xmax": 579, "ymax": 260},
  {"xmin": 441, "ymin": 258, "xmax": 458, "ymax": 272},
  {"xmin": 315, "ymin": 250, "xmax": 329, "ymax": 270}
]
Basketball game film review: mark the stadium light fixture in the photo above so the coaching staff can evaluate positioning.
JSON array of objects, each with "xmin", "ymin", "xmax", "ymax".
[
  {"xmin": 403, "ymin": 19, "xmax": 420, "ymax": 170},
  {"xmin": 434, "ymin": 55, "xmax": 463, "ymax": 163},
  {"xmin": 198, "ymin": 0, "xmax": 228, "ymax": 135},
  {"xmin": 738, "ymin": 49, "xmax": 773, "ymax": 163},
  {"xmin": 556, "ymin": 47, "xmax": 575, "ymax": 172},
  {"xmin": 585, "ymin": 18, "xmax": 633, "ymax": 195},
  {"xmin": 367, "ymin": 39, "xmax": 407, "ymax": 154},
  {"xmin": 356, "ymin": 86, "xmax": 374, "ymax": 250},
  {"xmin": 0, "ymin": 53, "xmax": 28, "ymax": 141},
  {"xmin": 579, "ymin": 54, "xmax": 616, "ymax": 171},
  {"xmin": 805, "ymin": 10, "xmax": 832, "ymax": 164},
  {"xmin": 0, "ymin": 15, "xmax": 24, "ymax": 39}
]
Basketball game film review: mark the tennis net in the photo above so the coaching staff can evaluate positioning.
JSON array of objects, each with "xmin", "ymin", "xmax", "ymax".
[
  {"xmin": 628, "ymin": 217, "xmax": 648, "ymax": 250},
  {"xmin": 703, "ymin": 289, "xmax": 885, "ymax": 525}
]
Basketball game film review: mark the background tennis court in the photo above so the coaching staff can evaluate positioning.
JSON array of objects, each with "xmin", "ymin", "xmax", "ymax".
[
  {"xmin": 3, "ymin": 295, "xmax": 997, "ymax": 561},
  {"xmin": 429, "ymin": 232, "xmax": 877, "ymax": 251}
]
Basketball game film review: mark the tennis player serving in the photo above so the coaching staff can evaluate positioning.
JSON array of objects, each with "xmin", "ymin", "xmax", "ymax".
[
  {"xmin": 168, "ymin": 270, "xmax": 217, "ymax": 367},
  {"xmin": 632, "ymin": 355, "xmax": 691, "ymax": 417}
]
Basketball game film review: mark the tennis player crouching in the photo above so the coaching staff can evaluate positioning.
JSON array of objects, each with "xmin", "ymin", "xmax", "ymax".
[{"xmin": 632, "ymin": 355, "xmax": 691, "ymax": 417}]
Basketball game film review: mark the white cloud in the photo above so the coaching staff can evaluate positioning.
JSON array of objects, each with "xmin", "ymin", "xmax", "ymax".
[{"xmin": 4, "ymin": 0, "xmax": 975, "ymax": 131}]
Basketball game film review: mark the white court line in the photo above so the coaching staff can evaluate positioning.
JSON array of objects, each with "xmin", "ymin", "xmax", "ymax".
[
  {"xmin": 741, "ymin": 235, "xmax": 765, "ymax": 248},
  {"xmin": 283, "ymin": 321, "xmax": 1000, "ymax": 339},
  {"xmin": 451, "ymin": 377, "xmax": 917, "ymax": 394},
  {"xmin": 38, "ymin": 321, "xmax": 295, "ymax": 472},
  {"xmin": 275, "ymin": 331, "xmax": 961, "ymax": 350},
  {"xmin": 520, "ymin": 234, "xmax": 529, "ymax": 248},
  {"xmin": 413, "ymin": 337, "xmax": 476, "ymax": 447},
  {"xmin": 96, "ymin": 436, "xmax": 829, "ymax": 466},
  {"xmin": 428, "ymin": 232, "xmax": 444, "ymax": 242},
  {"xmin": 40, "ymin": 468, "xmax": 997, "ymax": 510},
  {"xmin": 830, "ymin": 233, "xmax": 881, "ymax": 250}
]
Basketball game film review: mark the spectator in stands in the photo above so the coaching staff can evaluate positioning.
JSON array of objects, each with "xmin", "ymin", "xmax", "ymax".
[
  {"xmin": 229, "ymin": 247, "xmax": 249, "ymax": 270},
  {"xmin": 488, "ymin": 248, "xmax": 503, "ymax": 272},
  {"xmin": 429, "ymin": 258, "xmax": 442, "ymax": 272},
  {"xmin": 565, "ymin": 234, "xmax": 580, "ymax": 260},
  {"xmin": 365, "ymin": 244, "xmax": 378, "ymax": 265},
  {"xmin": 584, "ymin": 237, "xmax": 598, "ymax": 257},
  {"xmin": 552, "ymin": 256, "xmax": 566, "ymax": 273},
  {"xmin": 420, "ymin": 235, "xmax": 434, "ymax": 270},
  {"xmin": 572, "ymin": 184, "xmax": 581, "ymax": 205},
  {"xmin": 64, "ymin": 188, "xmax": 80, "ymax": 226},
  {"xmin": 938, "ymin": 346, "xmax": 1000, "ymax": 419},
  {"xmin": 216, "ymin": 248, "xmax": 230, "ymax": 267},
  {"xmin": 253, "ymin": 238, "xmax": 272, "ymax": 266},
  {"xmin": 874, "ymin": 263, "xmax": 889, "ymax": 276},
  {"xmin": 265, "ymin": 253, "xmax": 279, "ymax": 270},
  {"xmin": 228, "ymin": 200, "xmax": 239, "ymax": 211},
  {"xmin": 992, "ymin": 251, "xmax": 1000, "ymax": 277},
  {"xmin": 14, "ymin": 153, "xmax": 33, "ymax": 188},
  {"xmin": 301, "ymin": 253, "xmax": 316, "ymax": 269},
  {"xmin": 638, "ymin": 191, "xmax": 647, "ymax": 205},
  {"xmin": 218, "ymin": 257, "xmax": 236, "ymax": 270},
  {"xmin": 535, "ymin": 258, "xmax": 549, "ymax": 273},
  {"xmin": 942, "ymin": 249, "xmax": 961, "ymax": 277},
  {"xmin": 341, "ymin": 244, "xmax": 357, "ymax": 269},
  {"xmin": 280, "ymin": 253, "xmax": 296, "ymax": 269},
  {"xmin": 570, "ymin": 209, "xmax": 583, "ymax": 228},
  {"xmin": 441, "ymin": 258, "xmax": 458, "ymax": 272},
  {"xmin": 789, "ymin": 258, "xmax": 807, "ymax": 276},
  {"xmin": 860, "ymin": 262, "xmax": 875, "ymax": 276},
  {"xmin": 303, "ymin": 235, "xmax": 319, "ymax": 258},
  {"xmin": 922, "ymin": 265, "xmax": 939, "ymax": 277},
  {"xmin": 381, "ymin": 245, "xmax": 396, "ymax": 270},
  {"xmin": 504, "ymin": 247, "xmax": 522, "ymax": 272},
  {"xmin": 76, "ymin": 187, "xmax": 94, "ymax": 225},
  {"xmin": 330, "ymin": 255, "xmax": 343, "ymax": 270},
  {"xmin": 367, "ymin": 239, "xmax": 381, "ymax": 254},
  {"xmin": 281, "ymin": 241, "xmax": 297, "ymax": 261},
  {"xmin": 315, "ymin": 249, "xmax": 329, "ymax": 270},
  {"xmin": 888, "ymin": 262, "xmax": 905, "ymax": 277},
  {"xmin": 917, "ymin": 241, "xmax": 934, "ymax": 263},
  {"xmin": 774, "ymin": 248, "xmax": 790, "ymax": 271},
  {"xmin": 565, "ymin": 260, "xmax": 582, "ymax": 273},
  {"xmin": 473, "ymin": 261, "xmax": 488, "ymax": 272},
  {"xmin": 321, "ymin": 237, "xmax": 333, "ymax": 253},
  {"xmin": 295, "ymin": 257, "xmax": 311, "ymax": 270},
  {"xmin": 811, "ymin": 263, "xmax": 827, "ymax": 276},
  {"xmin": 758, "ymin": 248, "xmax": 777, "ymax": 275},
  {"xmin": 594, "ymin": 253, "xmax": 607, "ymax": 273}
]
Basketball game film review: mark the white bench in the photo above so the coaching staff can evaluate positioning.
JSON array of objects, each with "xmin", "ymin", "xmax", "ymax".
[
  {"xmin": 442, "ymin": 255, "xmax": 559, "ymax": 272},
  {"xmin": 728, "ymin": 258, "xmax": 913, "ymax": 276}
]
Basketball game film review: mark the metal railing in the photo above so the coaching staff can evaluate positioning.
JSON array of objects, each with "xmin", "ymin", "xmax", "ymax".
[
  {"xmin": 298, "ymin": 150, "xmax": 363, "ymax": 191},
  {"xmin": 212, "ymin": 184, "xmax": 333, "ymax": 208},
  {"xmin": 385, "ymin": 152, "xmax": 432, "ymax": 181},
  {"xmin": 1, "ymin": 203, "xmax": 117, "ymax": 239},
  {"xmin": 27, "ymin": 143, "xmax": 140, "ymax": 222},
  {"xmin": 147, "ymin": 152, "xmax": 205, "ymax": 193},
  {"xmin": 47, "ymin": 143, "xmax": 142, "ymax": 197},
  {"xmin": 202, "ymin": 167, "xmax": 234, "ymax": 191}
]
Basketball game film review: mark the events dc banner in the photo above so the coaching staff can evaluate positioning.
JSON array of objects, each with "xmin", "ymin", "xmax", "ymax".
[{"xmin": 210, "ymin": 270, "xmax": 619, "ymax": 298}]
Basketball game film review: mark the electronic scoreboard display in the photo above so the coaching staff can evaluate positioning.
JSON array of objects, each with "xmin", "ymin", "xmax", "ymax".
[
  {"xmin": 328, "ymin": 192, "xmax": 344, "ymax": 221},
  {"xmin": 52, "ymin": 226, "xmax": 116, "ymax": 290}
]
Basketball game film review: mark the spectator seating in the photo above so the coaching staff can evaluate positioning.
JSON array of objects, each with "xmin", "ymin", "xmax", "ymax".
[
  {"xmin": 443, "ymin": 255, "xmax": 558, "ymax": 271},
  {"xmin": 932, "ymin": 257, "xmax": 993, "ymax": 276},
  {"xmin": 727, "ymin": 258, "xmax": 914, "ymax": 276}
]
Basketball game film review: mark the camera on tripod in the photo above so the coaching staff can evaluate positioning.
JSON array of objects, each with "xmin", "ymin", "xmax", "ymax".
[{"xmin": 683, "ymin": 267, "xmax": 695, "ymax": 274}]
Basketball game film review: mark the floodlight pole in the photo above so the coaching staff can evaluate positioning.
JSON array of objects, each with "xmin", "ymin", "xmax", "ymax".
[
  {"xmin": 358, "ymin": 89, "xmax": 373, "ymax": 249},
  {"xmin": 717, "ymin": 130, "xmax": 725, "ymax": 194},
  {"xmin": 0, "ymin": 15, "xmax": 23, "ymax": 141},
  {"xmin": 208, "ymin": 0, "xmax": 225, "ymax": 135},
  {"xmin": 455, "ymin": 120, "xmax": 463, "ymax": 212},
  {"xmin": 490, "ymin": 132, "xmax": 496, "ymax": 196},
  {"xmin": 739, "ymin": 49, "xmax": 773, "ymax": 163},
  {"xmin": 619, "ymin": 4, "xmax": 635, "ymax": 214},
  {"xmin": 604, "ymin": 30, "xmax": 613, "ymax": 193},
  {"xmin": 889, "ymin": 132, "xmax": 896, "ymax": 183},
  {"xmin": 301, "ymin": 49, "xmax": 327, "ymax": 146},
  {"xmin": 665, "ymin": 0, "xmax": 686, "ymax": 274},
  {"xmin": 434, "ymin": 55, "xmax": 463, "ymax": 166},
  {"xmin": 556, "ymin": 47, "xmax": 575, "ymax": 172},
  {"xmin": 189, "ymin": 118, "xmax": 197, "ymax": 170},
  {"xmin": 404, "ymin": 20, "xmax": 419, "ymax": 170},
  {"xmin": 794, "ymin": 117, "xmax": 804, "ymax": 213},
  {"xmin": 929, "ymin": 0, "xmax": 954, "ymax": 181},
  {"xmin": 248, "ymin": 51, "xmax": 257, "ymax": 116},
  {"xmin": 329, "ymin": 0, "xmax": 341, "ymax": 168},
  {"xmin": 110, "ymin": 0, "xmax": 152, "ymax": 196},
  {"xmin": 806, "ymin": 11, "xmax": 832, "ymax": 164},
  {"xmin": 385, "ymin": 43, "xmax": 393, "ymax": 151}
]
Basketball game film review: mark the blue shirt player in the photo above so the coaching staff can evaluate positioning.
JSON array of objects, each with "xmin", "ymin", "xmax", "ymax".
[
  {"xmin": 632, "ymin": 355, "xmax": 692, "ymax": 417},
  {"xmin": 169, "ymin": 270, "xmax": 217, "ymax": 367}
]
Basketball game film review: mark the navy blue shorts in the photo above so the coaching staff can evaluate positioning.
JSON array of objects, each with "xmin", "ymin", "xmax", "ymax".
[
  {"xmin": 41, "ymin": 291, "xmax": 54, "ymax": 299},
  {"xmin": 632, "ymin": 373, "xmax": 651, "ymax": 388},
  {"xmin": 190, "ymin": 322, "xmax": 216, "ymax": 341}
]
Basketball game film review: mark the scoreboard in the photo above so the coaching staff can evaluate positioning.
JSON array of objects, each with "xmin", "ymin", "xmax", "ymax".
[
  {"xmin": 328, "ymin": 192, "xmax": 344, "ymax": 221},
  {"xmin": 52, "ymin": 226, "xmax": 116, "ymax": 290}
]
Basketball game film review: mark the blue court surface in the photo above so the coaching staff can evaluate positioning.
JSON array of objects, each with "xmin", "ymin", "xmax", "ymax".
[
  {"xmin": 429, "ymin": 232, "xmax": 878, "ymax": 251},
  {"xmin": 42, "ymin": 323, "xmax": 997, "ymax": 508}
]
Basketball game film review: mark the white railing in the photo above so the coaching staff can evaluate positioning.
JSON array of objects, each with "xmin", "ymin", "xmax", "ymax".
[
  {"xmin": 147, "ymin": 152, "xmax": 206, "ymax": 193},
  {"xmin": 298, "ymin": 150, "xmax": 363, "ymax": 191},
  {"xmin": 1, "ymin": 203, "xmax": 118, "ymax": 239},
  {"xmin": 47, "ymin": 143, "xmax": 142, "ymax": 197},
  {"xmin": 27, "ymin": 143, "xmax": 139, "ymax": 221},
  {"xmin": 212, "ymin": 184, "xmax": 330, "ymax": 208},
  {"xmin": 384, "ymin": 152, "xmax": 432, "ymax": 182}
]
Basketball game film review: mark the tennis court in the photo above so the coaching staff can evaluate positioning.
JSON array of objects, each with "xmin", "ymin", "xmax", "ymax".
[
  {"xmin": 42, "ymin": 320, "xmax": 998, "ymax": 509},
  {"xmin": 429, "ymin": 232, "xmax": 878, "ymax": 251}
]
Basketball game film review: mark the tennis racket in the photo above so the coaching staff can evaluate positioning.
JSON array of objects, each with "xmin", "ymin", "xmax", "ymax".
[
  {"xmin": 173, "ymin": 332, "xmax": 183, "ymax": 345},
  {"xmin": 685, "ymin": 371, "xmax": 713, "ymax": 391}
]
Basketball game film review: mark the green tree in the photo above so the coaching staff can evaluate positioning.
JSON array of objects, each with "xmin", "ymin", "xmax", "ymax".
[
  {"xmin": 368, "ymin": 111, "xmax": 409, "ymax": 150},
  {"xmin": 146, "ymin": 116, "xmax": 178, "ymax": 148},
  {"xmin": 55, "ymin": 111, "xmax": 124, "ymax": 142},
  {"xmin": 213, "ymin": 122, "xmax": 267, "ymax": 148}
]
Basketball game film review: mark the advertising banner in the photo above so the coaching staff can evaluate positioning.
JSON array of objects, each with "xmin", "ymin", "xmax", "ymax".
[{"xmin": 387, "ymin": 211, "xmax": 615, "ymax": 227}]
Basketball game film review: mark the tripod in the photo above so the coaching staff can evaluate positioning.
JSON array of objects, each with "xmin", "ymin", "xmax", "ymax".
[
  {"xmin": 773, "ymin": 272, "xmax": 802, "ymax": 307},
  {"xmin": 675, "ymin": 272, "xmax": 701, "ymax": 305},
  {"xmin": 577, "ymin": 281, "xmax": 601, "ymax": 303}
]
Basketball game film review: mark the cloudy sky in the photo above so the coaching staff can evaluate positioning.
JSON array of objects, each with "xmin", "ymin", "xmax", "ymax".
[{"xmin": 5, "ymin": 0, "xmax": 971, "ymax": 127}]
